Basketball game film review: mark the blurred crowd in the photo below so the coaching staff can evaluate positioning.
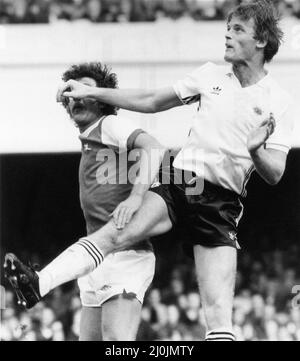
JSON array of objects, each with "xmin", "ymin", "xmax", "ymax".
[
  {"xmin": 1, "ymin": 244, "xmax": 300, "ymax": 341},
  {"xmin": 0, "ymin": 0, "xmax": 300, "ymax": 24}
]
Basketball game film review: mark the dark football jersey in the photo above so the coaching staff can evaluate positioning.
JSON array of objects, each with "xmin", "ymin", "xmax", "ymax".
[{"xmin": 79, "ymin": 114, "xmax": 152, "ymax": 251}]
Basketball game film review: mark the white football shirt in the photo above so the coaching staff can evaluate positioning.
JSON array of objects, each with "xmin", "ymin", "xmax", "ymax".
[
  {"xmin": 80, "ymin": 115, "xmax": 144, "ymax": 151},
  {"xmin": 173, "ymin": 62, "xmax": 295, "ymax": 196}
]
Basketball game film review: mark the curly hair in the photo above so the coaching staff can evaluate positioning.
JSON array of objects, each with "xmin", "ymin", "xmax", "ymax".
[
  {"xmin": 62, "ymin": 62, "xmax": 118, "ymax": 116},
  {"xmin": 227, "ymin": 0, "xmax": 284, "ymax": 63}
]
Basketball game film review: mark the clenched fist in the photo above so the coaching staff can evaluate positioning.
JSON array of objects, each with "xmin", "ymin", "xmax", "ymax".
[{"xmin": 56, "ymin": 79, "xmax": 94, "ymax": 103}]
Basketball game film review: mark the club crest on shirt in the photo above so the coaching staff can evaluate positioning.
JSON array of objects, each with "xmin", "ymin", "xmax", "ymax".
[
  {"xmin": 253, "ymin": 106, "xmax": 263, "ymax": 116},
  {"xmin": 83, "ymin": 143, "xmax": 92, "ymax": 152}
]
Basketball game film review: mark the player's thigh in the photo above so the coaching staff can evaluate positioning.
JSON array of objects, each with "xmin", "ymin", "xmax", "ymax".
[
  {"xmin": 193, "ymin": 245, "xmax": 237, "ymax": 302},
  {"xmin": 79, "ymin": 306, "xmax": 102, "ymax": 341},
  {"xmin": 128, "ymin": 191, "xmax": 173, "ymax": 237},
  {"xmin": 91, "ymin": 191, "xmax": 172, "ymax": 244},
  {"xmin": 101, "ymin": 295, "xmax": 142, "ymax": 341}
]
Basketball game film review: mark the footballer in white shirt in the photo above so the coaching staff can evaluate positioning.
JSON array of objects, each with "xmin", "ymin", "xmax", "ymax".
[{"xmin": 5, "ymin": 0, "xmax": 296, "ymax": 341}]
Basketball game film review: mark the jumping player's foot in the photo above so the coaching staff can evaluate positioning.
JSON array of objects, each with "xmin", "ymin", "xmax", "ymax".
[{"xmin": 4, "ymin": 253, "xmax": 41, "ymax": 309}]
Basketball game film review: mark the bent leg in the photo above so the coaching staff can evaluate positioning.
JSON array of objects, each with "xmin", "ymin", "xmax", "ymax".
[
  {"xmin": 79, "ymin": 307, "xmax": 102, "ymax": 341},
  {"xmin": 89, "ymin": 191, "xmax": 173, "ymax": 255},
  {"xmin": 101, "ymin": 294, "xmax": 142, "ymax": 341},
  {"xmin": 194, "ymin": 245, "xmax": 237, "ymax": 337},
  {"xmin": 37, "ymin": 191, "xmax": 171, "ymax": 298}
]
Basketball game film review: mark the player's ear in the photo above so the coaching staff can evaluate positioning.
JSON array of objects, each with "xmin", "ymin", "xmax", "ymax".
[
  {"xmin": 256, "ymin": 32, "xmax": 268, "ymax": 50},
  {"xmin": 256, "ymin": 39, "xmax": 267, "ymax": 50}
]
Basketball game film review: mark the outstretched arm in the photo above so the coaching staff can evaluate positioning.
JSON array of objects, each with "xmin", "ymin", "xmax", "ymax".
[
  {"xmin": 112, "ymin": 133, "xmax": 166, "ymax": 229},
  {"xmin": 247, "ymin": 114, "xmax": 288, "ymax": 185},
  {"xmin": 57, "ymin": 79, "xmax": 182, "ymax": 113}
]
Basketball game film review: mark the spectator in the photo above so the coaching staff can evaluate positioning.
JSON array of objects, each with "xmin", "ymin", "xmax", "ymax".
[
  {"xmin": 1, "ymin": 0, "xmax": 299, "ymax": 24},
  {"xmin": 84, "ymin": 0, "xmax": 104, "ymax": 23},
  {"xmin": 137, "ymin": 307, "xmax": 159, "ymax": 340},
  {"xmin": 2, "ymin": 243, "xmax": 300, "ymax": 340}
]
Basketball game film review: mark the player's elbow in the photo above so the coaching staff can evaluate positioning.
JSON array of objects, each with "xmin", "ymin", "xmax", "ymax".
[
  {"xmin": 138, "ymin": 91, "xmax": 158, "ymax": 113},
  {"xmin": 143, "ymin": 88, "xmax": 176, "ymax": 113},
  {"xmin": 146, "ymin": 98, "xmax": 160, "ymax": 114},
  {"xmin": 267, "ymin": 169, "xmax": 284, "ymax": 186},
  {"xmin": 267, "ymin": 177, "xmax": 279, "ymax": 186},
  {"xmin": 146, "ymin": 92, "xmax": 165, "ymax": 114}
]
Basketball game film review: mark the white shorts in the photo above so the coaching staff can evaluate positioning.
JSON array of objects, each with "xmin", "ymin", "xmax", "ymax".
[{"xmin": 77, "ymin": 249, "xmax": 155, "ymax": 307}]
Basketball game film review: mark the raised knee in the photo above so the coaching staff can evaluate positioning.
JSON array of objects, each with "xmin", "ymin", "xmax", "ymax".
[{"xmin": 110, "ymin": 231, "xmax": 133, "ymax": 251}]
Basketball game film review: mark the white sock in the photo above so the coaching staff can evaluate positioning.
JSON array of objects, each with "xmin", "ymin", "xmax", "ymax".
[
  {"xmin": 205, "ymin": 328, "xmax": 236, "ymax": 341},
  {"xmin": 37, "ymin": 238, "xmax": 104, "ymax": 297}
]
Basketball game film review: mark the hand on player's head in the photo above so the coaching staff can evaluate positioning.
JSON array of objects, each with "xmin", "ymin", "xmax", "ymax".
[
  {"xmin": 56, "ymin": 80, "xmax": 73, "ymax": 103},
  {"xmin": 56, "ymin": 79, "xmax": 90, "ymax": 104}
]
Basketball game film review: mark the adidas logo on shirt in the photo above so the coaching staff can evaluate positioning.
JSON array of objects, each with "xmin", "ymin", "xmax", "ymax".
[{"xmin": 211, "ymin": 86, "xmax": 222, "ymax": 95}]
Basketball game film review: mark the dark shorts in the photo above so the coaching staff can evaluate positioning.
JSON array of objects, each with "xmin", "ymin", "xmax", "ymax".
[{"xmin": 149, "ymin": 165, "xmax": 243, "ymax": 257}]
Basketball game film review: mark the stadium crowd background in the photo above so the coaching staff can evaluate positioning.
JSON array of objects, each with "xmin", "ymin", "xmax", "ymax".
[
  {"xmin": 0, "ymin": 0, "xmax": 300, "ymax": 24},
  {"xmin": 1, "ymin": 243, "xmax": 300, "ymax": 341},
  {"xmin": 1, "ymin": 0, "xmax": 300, "ymax": 342}
]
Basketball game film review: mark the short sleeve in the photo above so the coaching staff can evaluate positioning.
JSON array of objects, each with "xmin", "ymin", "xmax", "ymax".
[
  {"xmin": 101, "ymin": 115, "xmax": 146, "ymax": 151},
  {"xmin": 173, "ymin": 62, "xmax": 215, "ymax": 105},
  {"xmin": 265, "ymin": 102, "xmax": 296, "ymax": 154}
]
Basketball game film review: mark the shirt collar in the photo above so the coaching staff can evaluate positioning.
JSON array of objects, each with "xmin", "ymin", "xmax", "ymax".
[
  {"xmin": 226, "ymin": 67, "xmax": 271, "ymax": 89},
  {"xmin": 80, "ymin": 116, "xmax": 105, "ymax": 138}
]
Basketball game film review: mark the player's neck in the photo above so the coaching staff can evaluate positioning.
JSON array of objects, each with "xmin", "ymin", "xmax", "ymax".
[
  {"xmin": 78, "ymin": 116, "xmax": 103, "ymax": 134},
  {"xmin": 232, "ymin": 62, "xmax": 267, "ymax": 88}
]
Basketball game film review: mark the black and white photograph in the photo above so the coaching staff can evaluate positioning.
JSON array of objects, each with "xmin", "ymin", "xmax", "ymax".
[{"xmin": 0, "ymin": 0, "xmax": 300, "ymax": 344}]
